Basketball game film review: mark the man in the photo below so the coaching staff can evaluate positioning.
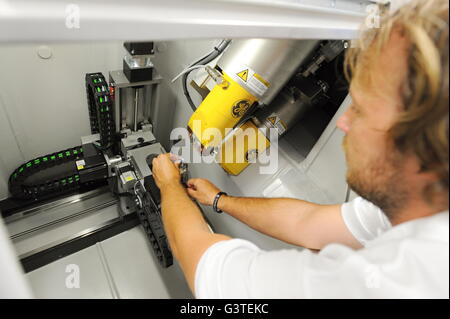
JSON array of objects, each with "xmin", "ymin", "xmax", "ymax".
[{"xmin": 152, "ymin": 0, "xmax": 449, "ymax": 298}]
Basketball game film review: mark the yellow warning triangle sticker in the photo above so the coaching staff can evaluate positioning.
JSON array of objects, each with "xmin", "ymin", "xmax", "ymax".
[
  {"xmin": 267, "ymin": 116, "xmax": 276, "ymax": 125},
  {"xmin": 237, "ymin": 69, "xmax": 249, "ymax": 82}
]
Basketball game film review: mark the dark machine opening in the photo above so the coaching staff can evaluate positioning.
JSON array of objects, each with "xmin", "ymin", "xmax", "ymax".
[{"xmin": 280, "ymin": 44, "xmax": 349, "ymax": 161}]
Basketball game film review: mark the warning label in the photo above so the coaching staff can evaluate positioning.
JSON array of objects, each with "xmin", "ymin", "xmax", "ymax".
[
  {"xmin": 230, "ymin": 65, "xmax": 270, "ymax": 97},
  {"xmin": 265, "ymin": 113, "xmax": 287, "ymax": 135},
  {"xmin": 248, "ymin": 73, "xmax": 270, "ymax": 96},
  {"xmin": 267, "ymin": 116, "xmax": 276, "ymax": 125},
  {"xmin": 76, "ymin": 159, "xmax": 85, "ymax": 170},
  {"xmin": 123, "ymin": 171, "xmax": 135, "ymax": 182},
  {"xmin": 237, "ymin": 69, "xmax": 249, "ymax": 82}
]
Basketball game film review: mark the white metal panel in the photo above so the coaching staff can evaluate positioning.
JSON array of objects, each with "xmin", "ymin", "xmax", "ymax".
[
  {"xmin": 25, "ymin": 225, "xmax": 193, "ymax": 299},
  {"xmin": 27, "ymin": 244, "xmax": 115, "ymax": 299},
  {"xmin": 0, "ymin": 0, "xmax": 370, "ymax": 42},
  {"xmin": 301, "ymin": 95, "xmax": 351, "ymax": 203},
  {"xmin": 100, "ymin": 227, "xmax": 193, "ymax": 299},
  {"xmin": 0, "ymin": 42, "xmax": 123, "ymax": 188},
  {"xmin": 11, "ymin": 202, "xmax": 119, "ymax": 256},
  {"xmin": 0, "ymin": 94, "xmax": 25, "ymax": 200},
  {"xmin": 0, "ymin": 217, "xmax": 32, "ymax": 298},
  {"xmin": 306, "ymin": 128, "xmax": 348, "ymax": 203},
  {"xmin": 0, "ymin": 164, "xmax": 8, "ymax": 200}
]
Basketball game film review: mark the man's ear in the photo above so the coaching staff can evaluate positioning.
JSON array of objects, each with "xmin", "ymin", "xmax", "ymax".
[{"xmin": 423, "ymin": 180, "xmax": 449, "ymax": 211}]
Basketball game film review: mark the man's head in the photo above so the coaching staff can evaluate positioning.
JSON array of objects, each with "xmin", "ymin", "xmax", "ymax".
[{"xmin": 337, "ymin": 0, "xmax": 449, "ymax": 222}]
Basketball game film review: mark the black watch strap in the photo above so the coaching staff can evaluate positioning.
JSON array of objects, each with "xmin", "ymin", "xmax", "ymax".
[{"xmin": 213, "ymin": 192, "xmax": 227, "ymax": 213}]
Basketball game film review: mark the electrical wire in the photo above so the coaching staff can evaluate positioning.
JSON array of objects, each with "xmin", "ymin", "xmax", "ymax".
[
  {"xmin": 182, "ymin": 39, "xmax": 231, "ymax": 112},
  {"xmin": 171, "ymin": 65, "xmax": 207, "ymax": 83}
]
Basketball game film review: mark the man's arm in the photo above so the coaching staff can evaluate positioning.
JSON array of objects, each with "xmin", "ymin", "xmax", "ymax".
[
  {"xmin": 187, "ymin": 178, "xmax": 362, "ymax": 250},
  {"xmin": 151, "ymin": 154, "xmax": 231, "ymax": 294}
]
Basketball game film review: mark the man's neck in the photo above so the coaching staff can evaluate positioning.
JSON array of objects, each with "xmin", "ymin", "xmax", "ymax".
[
  {"xmin": 389, "ymin": 197, "xmax": 447, "ymax": 226},
  {"xmin": 389, "ymin": 158, "xmax": 448, "ymax": 226}
]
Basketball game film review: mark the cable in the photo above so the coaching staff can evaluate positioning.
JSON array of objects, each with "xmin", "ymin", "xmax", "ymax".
[
  {"xmin": 171, "ymin": 65, "xmax": 206, "ymax": 83},
  {"xmin": 186, "ymin": 39, "xmax": 228, "ymax": 71},
  {"xmin": 174, "ymin": 45, "xmax": 218, "ymax": 81},
  {"xmin": 182, "ymin": 39, "xmax": 231, "ymax": 112}
]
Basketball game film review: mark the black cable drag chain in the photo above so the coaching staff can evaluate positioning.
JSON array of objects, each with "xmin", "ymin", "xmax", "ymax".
[
  {"xmin": 134, "ymin": 178, "xmax": 173, "ymax": 268},
  {"xmin": 8, "ymin": 146, "xmax": 83, "ymax": 199},
  {"xmin": 85, "ymin": 73, "xmax": 116, "ymax": 149}
]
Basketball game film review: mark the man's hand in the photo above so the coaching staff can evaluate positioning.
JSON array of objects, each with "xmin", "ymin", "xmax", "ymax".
[
  {"xmin": 187, "ymin": 178, "xmax": 221, "ymax": 206},
  {"xmin": 151, "ymin": 153, "xmax": 181, "ymax": 189},
  {"xmin": 154, "ymin": 159, "xmax": 231, "ymax": 294}
]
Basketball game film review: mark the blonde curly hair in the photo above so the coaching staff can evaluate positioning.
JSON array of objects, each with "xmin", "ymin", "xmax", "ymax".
[{"xmin": 345, "ymin": 0, "xmax": 449, "ymax": 203}]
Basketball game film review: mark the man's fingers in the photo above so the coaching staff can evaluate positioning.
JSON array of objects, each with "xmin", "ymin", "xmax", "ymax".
[
  {"xmin": 187, "ymin": 187, "xmax": 197, "ymax": 197},
  {"xmin": 153, "ymin": 153, "xmax": 178, "ymax": 167},
  {"xmin": 187, "ymin": 178, "xmax": 199, "ymax": 186},
  {"xmin": 169, "ymin": 153, "xmax": 182, "ymax": 162},
  {"xmin": 160, "ymin": 153, "xmax": 171, "ymax": 162},
  {"xmin": 187, "ymin": 184, "xmax": 197, "ymax": 191}
]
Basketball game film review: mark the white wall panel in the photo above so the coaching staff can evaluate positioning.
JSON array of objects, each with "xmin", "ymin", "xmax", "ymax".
[{"xmin": 0, "ymin": 42, "xmax": 123, "ymax": 199}]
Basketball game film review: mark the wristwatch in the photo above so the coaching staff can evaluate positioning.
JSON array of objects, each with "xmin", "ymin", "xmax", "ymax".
[{"xmin": 213, "ymin": 192, "xmax": 227, "ymax": 213}]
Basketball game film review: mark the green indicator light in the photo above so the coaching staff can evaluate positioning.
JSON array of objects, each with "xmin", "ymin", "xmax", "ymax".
[
  {"xmin": 65, "ymin": 151, "xmax": 71, "ymax": 156},
  {"xmin": 50, "ymin": 155, "xmax": 56, "ymax": 160},
  {"xmin": 93, "ymin": 79, "xmax": 98, "ymax": 83},
  {"xmin": 99, "ymin": 97, "xmax": 104, "ymax": 103},
  {"xmin": 96, "ymin": 87, "xmax": 101, "ymax": 92},
  {"xmin": 69, "ymin": 180, "xmax": 73, "ymax": 184},
  {"xmin": 80, "ymin": 148, "xmax": 83, "ymax": 152},
  {"xmin": 34, "ymin": 159, "xmax": 40, "ymax": 164},
  {"xmin": 58, "ymin": 153, "xmax": 63, "ymax": 158},
  {"xmin": 26, "ymin": 162, "xmax": 32, "ymax": 168},
  {"xmin": 43, "ymin": 157, "xmax": 48, "ymax": 162},
  {"xmin": 62, "ymin": 179, "xmax": 66, "ymax": 183},
  {"xmin": 13, "ymin": 173, "xmax": 17, "ymax": 179},
  {"xmin": 73, "ymin": 150, "xmax": 78, "ymax": 155},
  {"xmin": 19, "ymin": 167, "xmax": 24, "ymax": 173}
]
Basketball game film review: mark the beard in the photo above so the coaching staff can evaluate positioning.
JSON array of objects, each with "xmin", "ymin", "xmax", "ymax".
[{"xmin": 343, "ymin": 136, "xmax": 409, "ymax": 221}]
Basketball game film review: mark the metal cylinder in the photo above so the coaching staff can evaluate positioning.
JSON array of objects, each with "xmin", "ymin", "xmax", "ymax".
[
  {"xmin": 217, "ymin": 39, "xmax": 320, "ymax": 105},
  {"xmin": 255, "ymin": 78, "xmax": 329, "ymax": 137},
  {"xmin": 133, "ymin": 88, "xmax": 139, "ymax": 132},
  {"xmin": 187, "ymin": 39, "xmax": 320, "ymax": 149}
]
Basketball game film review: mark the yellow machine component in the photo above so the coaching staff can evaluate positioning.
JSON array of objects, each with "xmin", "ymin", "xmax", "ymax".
[
  {"xmin": 187, "ymin": 72, "xmax": 258, "ymax": 149},
  {"xmin": 218, "ymin": 120, "xmax": 270, "ymax": 175}
]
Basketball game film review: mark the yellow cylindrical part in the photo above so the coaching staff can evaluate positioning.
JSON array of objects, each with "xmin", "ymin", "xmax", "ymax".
[
  {"xmin": 218, "ymin": 120, "xmax": 270, "ymax": 176},
  {"xmin": 187, "ymin": 72, "xmax": 258, "ymax": 148}
]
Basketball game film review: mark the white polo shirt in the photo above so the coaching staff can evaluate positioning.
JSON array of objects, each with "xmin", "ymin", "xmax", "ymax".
[{"xmin": 195, "ymin": 197, "xmax": 449, "ymax": 298}]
